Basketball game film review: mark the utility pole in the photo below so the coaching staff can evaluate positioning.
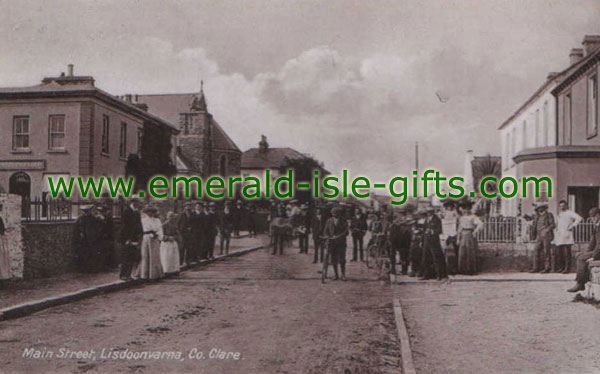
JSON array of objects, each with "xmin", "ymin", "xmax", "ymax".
[{"xmin": 415, "ymin": 141, "xmax": 419, "ymax": 171}]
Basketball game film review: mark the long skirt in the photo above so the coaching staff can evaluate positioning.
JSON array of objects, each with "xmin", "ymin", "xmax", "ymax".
[
  {"xmin": 0, "ymin": 235, "xmax": 10, "ymax": 279},
  {"xmin": 140, "ymin": 236, "xmax": 164, "ymax": 280},
  {"xmin": 160, "ymin": 240, "xmax": 180, "ymax": 274},
  {"xmin": 458, "ymin": 230, "xmax": 478, "ymax": 274}
]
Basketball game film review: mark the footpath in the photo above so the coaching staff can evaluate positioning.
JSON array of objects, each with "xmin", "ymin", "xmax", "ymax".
[{"xmin": 0, "ymin": 235, "xmax": 266, "ymax": 321}]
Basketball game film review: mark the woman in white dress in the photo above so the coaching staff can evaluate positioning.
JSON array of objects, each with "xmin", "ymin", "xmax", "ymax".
[
  {"xmin": 139, "ymin": 205, "xmax": 164, "ymax": 281},
  {"xmin": 457, "ymin": 201, "xmax": 483, "ymax": 275},
  {"xmin": 0, "ymin": 205, "xmax": 11, "ymax": 284},
  {"xmin": 160, "ymin": 211, "xmax": 181, "ymax": 276}
]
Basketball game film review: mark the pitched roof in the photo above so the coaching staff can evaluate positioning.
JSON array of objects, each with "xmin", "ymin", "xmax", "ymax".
[
  {"xmin": 241, "ymin": 147, "xmax": 307, "ymax": 169},
  {"xmin": 498, "ymin": 49, "xmax": 599, "ymax": 130},
  {"xmin": 0, "ymin": 80, "xmax": 179, "ymax": 134},
  {"xmin": 134, "ymin": 93, "xmax": 240, "ymax": 152},
  {"xmin": 552, "ymin": 47, "xmax": 600, "ymax": 95}
]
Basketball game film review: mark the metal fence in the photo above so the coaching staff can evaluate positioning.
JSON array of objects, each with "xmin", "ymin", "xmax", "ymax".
[
  {"xmin": 476, "ymin": 216, "xmax": 595, "ymax": 244},
  {"xmin": 21, "ymin": 197, "xmax": 126, "ymax": 222}
]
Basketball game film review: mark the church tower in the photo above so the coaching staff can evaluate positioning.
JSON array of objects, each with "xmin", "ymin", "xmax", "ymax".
[{"xmin": 177, "ymin": 81, "xmax": 214, "ymax": 176}]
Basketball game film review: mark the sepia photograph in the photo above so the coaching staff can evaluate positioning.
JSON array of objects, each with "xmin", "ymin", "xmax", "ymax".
[{"xmin": 1, "ymin": 1, "xmax": 600, "ymax": 373}]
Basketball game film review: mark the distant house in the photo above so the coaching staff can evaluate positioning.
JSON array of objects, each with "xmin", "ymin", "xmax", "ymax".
[
  {"xmin": 0, "ymin": 65, "xmax": 178, "ymax": 206},
  {"xmin": 241, "ymin": 135, "xmax": 327, "ymax": 178},
  {"xmin": 132, "ymin": 83, "xmax": 241, "ymax": 178}
]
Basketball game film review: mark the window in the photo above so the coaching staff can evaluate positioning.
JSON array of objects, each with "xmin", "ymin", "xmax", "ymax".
[
  {"xmin": 511, "ymin": 128, "xmax": 516, "ymax": 164},
  {"xmin": 136, "ymin": 128, "xmax": 143, "ymax": 155},
  {"xmin": 534, "ymin": 109, "xmax": 540, "ymax": 147},
  {"xmin": 543, "ymin": 101, "xmax": 549, "ymax": 146},
  {"xmin": 119, "ymin": 122, "xmax": 127, "ymax": 158},
  {"xmin": 101, "ymin": 115, "xmax": 110, "ymax": 154},
  {"xmin": 564, "ymin": 93, "xmax": 572, "ymax": 145},
  {"xmin": 588, "ymin": 74, "xmax": 598, "ymax": 138},
  {"xmin": 522, "ymin": 120, "xmax": 527, "ymax": 150},
  {"xmin": 48, "ymin": 115, "xmax": 66, "ymax": 150},
  {"xmin": 12, "ymin": 116, "xmax": 29, "ymax": 150}
]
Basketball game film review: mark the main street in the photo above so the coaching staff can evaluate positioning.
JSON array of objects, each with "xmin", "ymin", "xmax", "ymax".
[{"xmin": 0, "ymin": 236, "xmax": 401, "ymax": 374}]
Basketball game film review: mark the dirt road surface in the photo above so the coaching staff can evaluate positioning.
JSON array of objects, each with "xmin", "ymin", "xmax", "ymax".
[
  {"xmin": 0, "ymin": 236, "xmax": 401, "ymax": 374},
  {"xmin": 395, "ymin": 280, "xmax": 600, "ymax": 374}
]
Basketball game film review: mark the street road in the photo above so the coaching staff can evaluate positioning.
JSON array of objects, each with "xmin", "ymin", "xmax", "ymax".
[
  {"xmin": 0, "ymin": 236, "xmax": 401, "ymax": 374},
  {"xmin": 395, "ymin": 280, "xmax": 600, "ymax": 374}
]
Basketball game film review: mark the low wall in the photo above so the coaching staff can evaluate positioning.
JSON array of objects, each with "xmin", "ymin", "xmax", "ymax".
[
  {"xmin": 478, "ymin": 242, "xmax": 585, "ymax": 273},
  {"xmin": 21, "ymin": 222, "xmax": 76, "ymax": 279}
]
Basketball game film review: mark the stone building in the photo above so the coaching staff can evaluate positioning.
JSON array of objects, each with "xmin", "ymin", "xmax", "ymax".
[
  {"xmin": 499, "ymin": 35, "xmax": 600, "ymax": 218},
  {"xmin": 133, "ymin": 83, "xmax": 241, "ymax": 178},
  {"xmin": 0, "ymin": 65, "xmax": 179, "ymax": 206}
]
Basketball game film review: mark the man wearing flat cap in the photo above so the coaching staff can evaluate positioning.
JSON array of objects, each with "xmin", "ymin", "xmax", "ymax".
[
  {"xmin": 323, "ymin": 206, "xmax": 349, "ymax": 280},
  {"xmin": 568, "ymin": 207, "xmax": 600, "ymax": 292},
  {"xmin": 529, "ymin": 202, "xmax": 555, "ymax": 273},
  {"xmin": 178, "ymin": 202, "xmax": 196, "ymax": 265}
]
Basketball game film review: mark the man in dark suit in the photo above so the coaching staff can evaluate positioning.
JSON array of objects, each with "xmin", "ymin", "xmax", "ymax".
[
  {"xmin": 350, "ymin": 209, "xmax": 367, "ymax": 261},
  {"xmin": 529, "ymin": 202, "xmax": 556, "ymax": 273},
  {"xmin": 568, "ymin": 207, "xmax": 600, "ymax": 292},
  {"xmin": 118, "ymin": 198, "xmax": 143, "ymax": 280},
  {"xmin": 204, "ymin": 202, "xmax": 219, "ymax": 259},
  {"xmin": 178, "ymin": 202, "xmax": 196, "ymax": 265},
  {"xmin": 219, "ymin": 201, "xmax": 234, "ymax": 255},
  {"xmin": 323, "ymin": 206, "xmax": 349, "ymax": 281}
]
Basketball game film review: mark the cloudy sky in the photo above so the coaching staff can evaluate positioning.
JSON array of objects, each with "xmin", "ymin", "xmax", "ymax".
[{"xmin": 2, "ymin": 0, "xmax": 600, "ymax": 182}]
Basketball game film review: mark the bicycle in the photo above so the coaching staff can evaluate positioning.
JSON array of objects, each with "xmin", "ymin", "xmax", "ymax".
[{"xmin": 366, "ymin": 232, "xmax": 391, "ymax": 279}]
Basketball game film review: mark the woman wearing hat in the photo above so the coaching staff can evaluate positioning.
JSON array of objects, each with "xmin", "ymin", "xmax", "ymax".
[
  {"xmin": 160, "ymin": 211, "xmax": 181, "ymax": 277},
  {"xmin": 139, "ymin": 204, "xmax": 164, "ymax": 280},
  {"xmin": 457, "ymin": 200, "xmax": 483, "ymax": 275}
]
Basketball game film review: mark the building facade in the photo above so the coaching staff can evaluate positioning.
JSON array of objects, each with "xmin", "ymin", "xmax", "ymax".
[
  {"xmin": 0, "ymin": 65, "xmax": 178, "ymax": 206},
  {"xmin": 499, "ymin": 35, "xmax": 600, "ymax": 218},
  {"xmin": 134, "ymin": 84, "xmax": 241, "ymax": 178}
]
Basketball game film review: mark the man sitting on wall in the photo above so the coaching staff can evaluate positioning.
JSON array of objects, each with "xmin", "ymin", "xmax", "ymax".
[{"xmin": 567, "ymin": 207, "xmax": 600, "ymax": 293}]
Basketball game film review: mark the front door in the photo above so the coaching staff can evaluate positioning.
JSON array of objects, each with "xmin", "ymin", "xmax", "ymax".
[{"xmin": 567, "ymin": 186, "xmax": 600, "ymax": 218}]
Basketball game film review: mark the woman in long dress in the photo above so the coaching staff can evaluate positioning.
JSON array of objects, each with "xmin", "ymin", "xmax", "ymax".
[
  {"xmin": 457, "ymin": 201, "xmax": 483, "ymax": 275},
  {"xmin": 160, "ymin": 211, "xmax": 181, "ymax": 277},
  {"xmin": 0, "ymin": 211, "xmax": 11, "ymax": 283},
  {"xmin": 139, "ymin": 205, "xmax": 164, "ymax": 280}
]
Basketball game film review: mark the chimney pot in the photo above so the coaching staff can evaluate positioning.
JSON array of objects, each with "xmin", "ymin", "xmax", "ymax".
[
  {"xmin": 547, "ymin": 72, "xmax": 560, "ymax": 80},
  {"xmin": 570, "ymin": 48, "xmax": 584, "ymax": 65},
  {"xmin": 582, "ymin": 35, "xmax": 600, "ymax": 56},
  {"xmin": 67, "ymin": 64, "xmax": 74, "ymax": 77}
]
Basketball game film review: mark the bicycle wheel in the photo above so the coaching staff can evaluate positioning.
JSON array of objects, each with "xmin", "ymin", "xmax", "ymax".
[
  {"xmin": 366, "ymin": 244, "xmax": 376, "ymax": 269},
  {"xmin": 321, "ymin": 243, "xmax": 329, "ymax": 283}
]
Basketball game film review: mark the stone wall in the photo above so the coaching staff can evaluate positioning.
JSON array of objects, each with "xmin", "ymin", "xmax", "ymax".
[
  {"xmin": 478, "ymin": 242, "xmax": 586, "ymax": 272},
  {"xmin": 0, "ymin": 195, "xmax": 24, "ymax": 279},
  {"xmin": 21, "ymin": 222, "xmax": 75, "ymax": 279}
]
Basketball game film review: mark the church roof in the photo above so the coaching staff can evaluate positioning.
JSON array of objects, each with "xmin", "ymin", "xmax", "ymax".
[
  {"xmin": 241, "ymin": 147, "xmax": 307, "ymax": 169},
  {"xmin": 134, "ymin": 92, "xmax": 241, "ymax": 152}
]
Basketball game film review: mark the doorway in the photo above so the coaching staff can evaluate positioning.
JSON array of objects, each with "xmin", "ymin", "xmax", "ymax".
[{"xmin": 567, "ymin": 186, "xmax": 600, "ymax": 218}]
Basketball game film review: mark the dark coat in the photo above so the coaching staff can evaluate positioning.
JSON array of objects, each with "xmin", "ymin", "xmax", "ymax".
[
  {"xmin": 119, "ymin": 207, "xmax": 142, "ymax": 245},
  {"xmin": 350, "ymin": 216, "xmax": 367, "ymax": 237},
  {"xmin": 530, "ymin": 212, "xmax": 555, "ymax": 241},
  {"xmin": 423, "ymin": 214, "xmax": 442, "ymax": 249},
  {"xmin": 324, "ymin": 217, "xmax": 348, "ymax": 248},
  {"xmin": 204, "ymin": 211, "xmax": 218, "ymax": 237}
]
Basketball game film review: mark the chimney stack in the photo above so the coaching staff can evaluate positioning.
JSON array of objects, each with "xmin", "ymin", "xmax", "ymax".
[
  {"xmin": 569, "ymin": 48, "xmax": 584, "ymax": 65},
  {"xmin": 582, "ymin": 35, "xmax": 600, "ymax": 56},
  {"xmin": 67, "ymin": 64, "xmax": 74, "ymax": 77}
]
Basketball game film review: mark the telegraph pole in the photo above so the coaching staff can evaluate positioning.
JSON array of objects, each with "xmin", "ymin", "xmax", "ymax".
[{"xmin": 415, "ymin": 141, "xmax": 419, "ymax": 171}]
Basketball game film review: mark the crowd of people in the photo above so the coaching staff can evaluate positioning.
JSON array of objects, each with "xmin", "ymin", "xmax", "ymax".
[
  {"xmin": 265, "ymin": 198, "xmax": 485, "ymax": 282},
  {"xmin": 71, "ymin": 199, "xmax": 261, "ymax": 281}
]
